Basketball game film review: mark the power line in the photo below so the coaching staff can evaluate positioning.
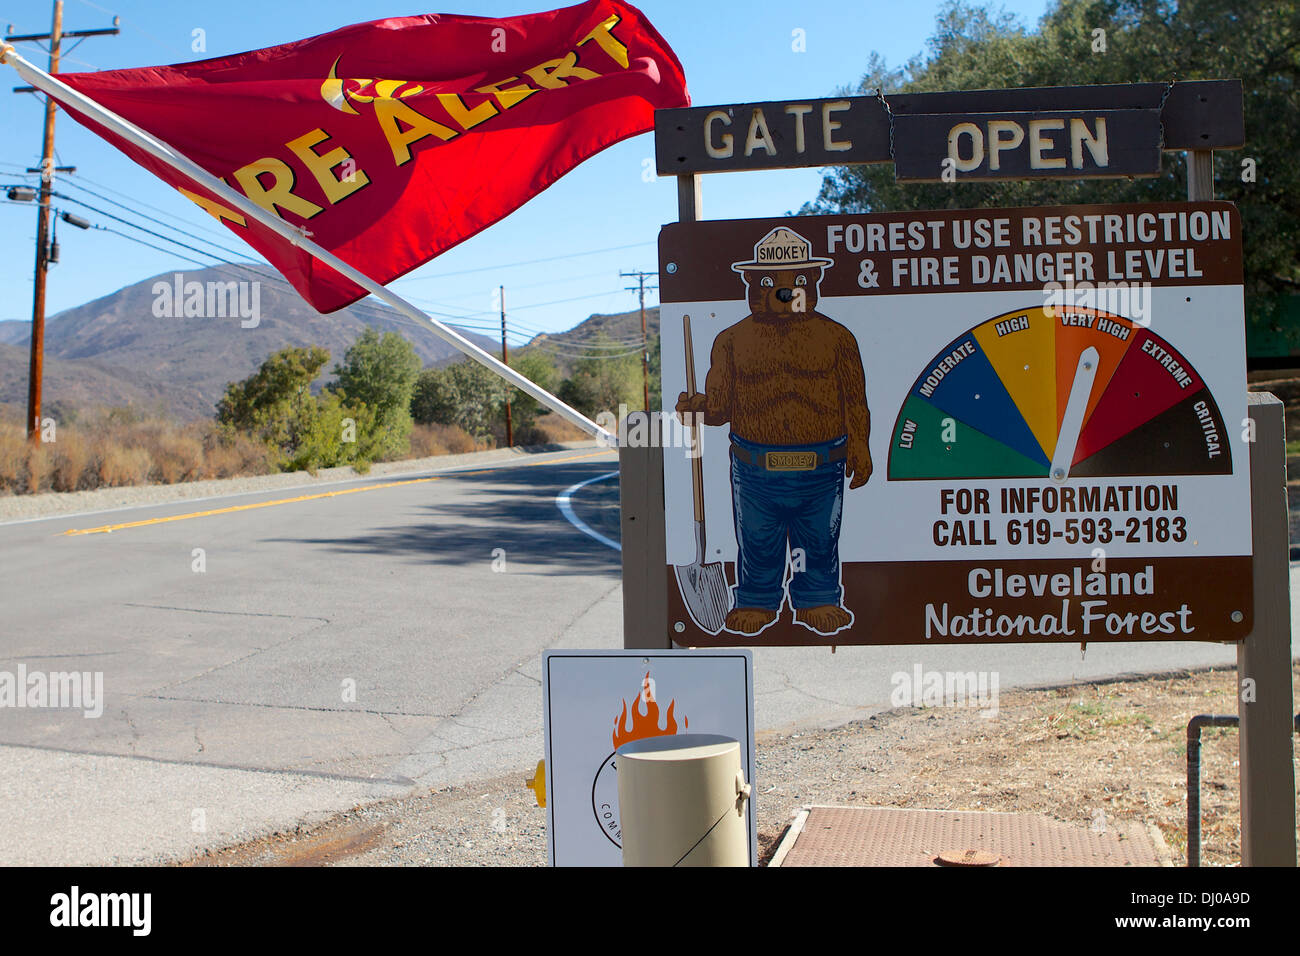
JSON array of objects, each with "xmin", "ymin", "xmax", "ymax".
[
  {"xmin": 417, "ymin": 268, "xmax": 633, "ymax": 306},
  {"xmin": 57, "ymin": 168, "xmax": 251, "ymax": 245},
  {"xmin": 433, "ymin": 320, "xmax": 533, "ymax": 345},
  {"xmin": 50, "ymin": 191, "xmax": 239, "ymax": 264},
  {"xmin": 54, "ymin": 177, "xmax": 253, "ymax": 260},
  {"xmin": 13, "ymin": 169, "xmax": 652, "ymax": 336},
  {"xmin": 8, "ymin": 189, "xmax": 508, "ymax": 342},
  {"xmin": 11, "ymin": 181, "xmax": 644, "ymax": 349},
  {"xmin": 530, "ymin": 335, "xmax": 647, "ymax": 351},
  {"xmin": 527, "ymin": 344, "xmax": 644, "ymax": 360},
  {"xmin": 393, "ymin": 240, "xmax": 655, "ymax": 283},
  {"xmin": 94, "ymin": 225, "xmax": 214, "ymax": 268},
  {"xmin": 401, "ymin": 287, "xmax": 635, "ymax": 325},
  {"xmin": 15, "ymin": 194, "xmax": 645, "ymax": 349},
  {"xmin": 72, "ymin": 0, "xmax": 187, "ymax": 56},
  {"xmin": 509, "ymin": 289, "xmax": 629, "ymax": 311}
]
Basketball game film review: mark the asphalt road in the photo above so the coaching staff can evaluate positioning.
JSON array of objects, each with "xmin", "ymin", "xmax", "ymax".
[{"xmin": 0, "ymin": 446, "xmax": 1291, "ymax": 864}]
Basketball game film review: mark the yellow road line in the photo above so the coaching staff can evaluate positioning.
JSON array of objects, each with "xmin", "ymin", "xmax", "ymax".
[{"xmin": 61, "ymin": 448, "xmax": 615, "ymax": 537}]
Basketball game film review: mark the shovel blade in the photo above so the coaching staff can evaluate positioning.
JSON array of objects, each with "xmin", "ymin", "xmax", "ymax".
[{"xmin": 674, "ymin": 560, "xmax": 730, "ymax": 635}]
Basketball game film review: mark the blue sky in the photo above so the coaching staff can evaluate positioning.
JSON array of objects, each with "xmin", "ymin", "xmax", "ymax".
[{"xmin": 0, "ymin": 0, "xmax": 1056, "ymax": 346}]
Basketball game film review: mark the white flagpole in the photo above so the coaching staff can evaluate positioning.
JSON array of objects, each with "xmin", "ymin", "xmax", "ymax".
[{"xmin": 0, "ymin": 44, "xmax": 615, "ymax": 444}]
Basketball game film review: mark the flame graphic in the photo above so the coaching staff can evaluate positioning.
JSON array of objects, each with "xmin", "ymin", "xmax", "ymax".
[
  {"xmin": 612, "ymin": 673, "xmax": 688, "ymax": 750},
  {"xmin": 321, "ymin": 55, "xmax": 426, "ymax": 114}
]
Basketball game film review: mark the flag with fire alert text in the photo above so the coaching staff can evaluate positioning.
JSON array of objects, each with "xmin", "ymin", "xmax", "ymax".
[{"xmin": 55, "ymin": 0, "xmax": 688, "ymax": 312}]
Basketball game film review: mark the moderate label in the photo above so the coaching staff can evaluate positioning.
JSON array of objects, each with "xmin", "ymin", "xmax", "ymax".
[{"xmin": 659, "ymin": 202, "xmax": 1251, "ymax": 647}]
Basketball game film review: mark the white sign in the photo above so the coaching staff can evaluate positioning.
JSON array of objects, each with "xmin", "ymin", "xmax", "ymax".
[
  {"xmin": 659, "ymin": 203, "xmax": 1252, "ymax": 646},
  {"xmin": 543, "ymin": 649, "xmax": 756, "ymax": 866}
]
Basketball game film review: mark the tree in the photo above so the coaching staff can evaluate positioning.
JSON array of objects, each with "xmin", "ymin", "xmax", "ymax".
[
  {"xmin": 647, "ymin": 333, "xmax": 662, "ymax": 411},
  {"xmin": 331, "ymin": 327, "xmax": 421, "ymax": 461},
  {"xmin": 216, "ymin": 346, "xmax": 330, "ymax": 463},
  {"xmin": 332, "ymin": 328, "xmax": 421, "ymax": 416},
  {"xmin": 505, "ymin": 351, "xmax": 559, "ymax": 427},
  {"xmin": 410, "ymin": 366, "xmax": 459, "ymax": 427},
  {"xmin": 285, "ymin": 392, "xmax": 379, "ymax": 473},
  {"xmin": 555, "ymin": 334, "xmax": 642, "ymax": 418},
  {"xmin": 556, "ymin": 374, "xmax": 603, "ymax": 419},
  {"xmin": 803, "ymin": 0, "xmax": 1300, "ymax": 299},
  {"xmin": 411, "ymin": 360, "xmax": 509, "ymax": 439}
]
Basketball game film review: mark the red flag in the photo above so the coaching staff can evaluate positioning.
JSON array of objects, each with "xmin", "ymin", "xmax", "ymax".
[{"xmin": 57, "ymin": 1, "xmax": 688, "ymax": 313}]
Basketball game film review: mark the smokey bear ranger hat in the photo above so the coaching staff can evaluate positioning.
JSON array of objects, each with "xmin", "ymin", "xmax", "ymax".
[{"xmin": 731, "ymin": 226, "xmax": 834, "ymax": 272}]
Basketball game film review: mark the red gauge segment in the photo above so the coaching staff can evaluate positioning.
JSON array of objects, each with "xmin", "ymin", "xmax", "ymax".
[{"xmin": 1071, "ymin": 328, "xmax": 1204, "ymax": 466}]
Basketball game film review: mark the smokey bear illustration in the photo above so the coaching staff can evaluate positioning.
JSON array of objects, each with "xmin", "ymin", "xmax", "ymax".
[{"xmin": 675, "ymin": 227, "xmax": 872, "ymax": 636}]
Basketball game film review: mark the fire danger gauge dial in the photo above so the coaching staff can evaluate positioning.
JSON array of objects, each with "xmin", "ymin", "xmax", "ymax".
[{"xmin": 888, "ymin": 306, "xmax": 1231, "ymax": 480}]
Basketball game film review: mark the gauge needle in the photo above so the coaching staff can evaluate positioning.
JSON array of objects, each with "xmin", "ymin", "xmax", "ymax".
[{"xmin": 1050, "ymin": 346, "xmax": 1099, "ymax": 483}]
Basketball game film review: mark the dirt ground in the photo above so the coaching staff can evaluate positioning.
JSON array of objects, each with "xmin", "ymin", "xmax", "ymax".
[{"xmin": 182, "ymin": 663, "xmax": 1298, "ymax": 868}]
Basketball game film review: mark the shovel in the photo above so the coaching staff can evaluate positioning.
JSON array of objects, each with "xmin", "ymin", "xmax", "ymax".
[{"xmin": 674, "ymin": 314, "xmax": 730, "ymax": 634}]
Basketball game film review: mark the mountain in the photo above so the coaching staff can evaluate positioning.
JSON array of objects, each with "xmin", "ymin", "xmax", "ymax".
[
  {"xmin": 523, "ymin": 305, "xmax": 660, "ymax": 376},
  {"xmin": 0, "ymin": 322, "xmax": 28, "ymax": 346},
  {"xmin": 0, "ymin": 264, "xmax": 500, "ymax": 422},
  {"xmin": 0, "ymin": 344, "xmax": 213, "ymax": 422}
]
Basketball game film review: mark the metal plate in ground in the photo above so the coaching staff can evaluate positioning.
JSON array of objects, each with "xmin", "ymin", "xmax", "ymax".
[{"xmin": 772, "ymin": 806, "xmax": 1166, "ymax": 867}]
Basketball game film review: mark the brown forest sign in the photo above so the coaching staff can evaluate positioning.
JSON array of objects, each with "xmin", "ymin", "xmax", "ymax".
[{"xmin": 658, "ymin": 202, "xmax": 1251, "ymax": 646}]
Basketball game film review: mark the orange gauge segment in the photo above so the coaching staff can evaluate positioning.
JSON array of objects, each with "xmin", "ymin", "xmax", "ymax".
[{"xmin": 1052, "ymin": 306, "xmax": 1139, "ymax": 436}]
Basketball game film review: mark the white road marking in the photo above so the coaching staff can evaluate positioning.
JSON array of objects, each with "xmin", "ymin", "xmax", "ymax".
[{"xmin": 556, "ymin": 471, "xmax": 620, "ymax": 551}]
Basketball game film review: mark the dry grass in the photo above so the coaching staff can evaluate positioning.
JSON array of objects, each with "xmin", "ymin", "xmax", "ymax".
[
  {"xmin": 50, "ymin": 430, "xmax": 91, "ymax": 492},
  {"xmin": 0, "ymin": 405, "xmax": 590, "ymax": 497},
  {"xmin": 486, "ymin": 411, "xmax": 593, "ymax": 449},
  {"xmin": 202, "ymin": 430, "xmax": 276, "ymax": 478},
  {"xmin": 24, "ymin": 443, "xmax": 53, "ymax": 494},
  {"xmin": 524, "ymin": 412, "xmax": 591, "ymax": 444},
  {"xmin": 409, "ymin": 423, "xmax": 482, "ymax": 458},
  {"xmin": 0, "ymin": 413, "xmax": 277, "ymax": 495}
]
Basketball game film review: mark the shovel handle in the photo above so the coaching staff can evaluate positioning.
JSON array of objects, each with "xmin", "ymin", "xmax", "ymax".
[{"xmin": 684, "ymin": 315, "xmax": 705, "ymax": 524}]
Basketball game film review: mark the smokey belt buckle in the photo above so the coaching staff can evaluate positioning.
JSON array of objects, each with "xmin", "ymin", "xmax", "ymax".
[{"xmin": 764, "ymin": 450, "xmax": 818, "ymax": 471}]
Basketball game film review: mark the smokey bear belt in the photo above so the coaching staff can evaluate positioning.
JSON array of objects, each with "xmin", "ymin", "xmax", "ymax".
[{"xmin": 730, "ymin": 444, "xmax": 847, "ymax": 471}]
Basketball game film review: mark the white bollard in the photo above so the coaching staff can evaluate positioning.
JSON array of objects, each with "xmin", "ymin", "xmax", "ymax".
[{"xmin": 616, "ymin": 733, "xmax": 750, "ymax": 866}]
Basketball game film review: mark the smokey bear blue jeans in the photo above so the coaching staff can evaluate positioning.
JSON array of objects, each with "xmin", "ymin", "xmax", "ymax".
[{"xmin": 729, "ymin": 433, "xmax": 846, "ymax": 612}]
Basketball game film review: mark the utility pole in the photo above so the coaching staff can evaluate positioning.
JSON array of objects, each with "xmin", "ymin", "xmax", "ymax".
[
  {"xmin": 6, "ymin": 1, "xmax": 118, "ymax": 441},
  {"xmin": 621, "ymin": 270, "xmax": 656, "ymax": 411},
  {"xmin": 500, "ymin": 284, "xmax": 513, "ymax": 448}
]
